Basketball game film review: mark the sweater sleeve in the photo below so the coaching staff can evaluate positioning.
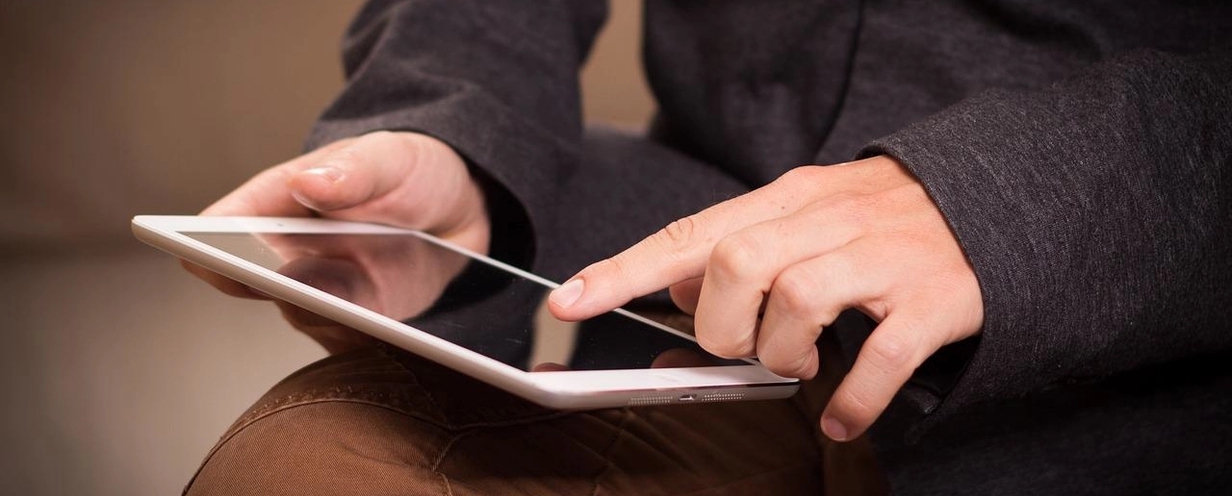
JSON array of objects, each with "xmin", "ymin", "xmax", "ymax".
[
  {"xmin": 304, "ymin": 0, "xmax": 607, "ymax": 267},
  {"xmin": 860, "ymin": 47, "xmax": 1232, "ymax": 439}
]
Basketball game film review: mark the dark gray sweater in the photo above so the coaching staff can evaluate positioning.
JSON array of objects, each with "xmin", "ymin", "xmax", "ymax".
[{"xmin": 306, "ymin": 1, "xmax": 1232, "ymax": 493}]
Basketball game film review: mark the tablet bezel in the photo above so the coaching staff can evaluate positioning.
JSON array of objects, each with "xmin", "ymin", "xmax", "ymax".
[{"xmin": 132, "ymin": 215, "xmax": 799, "ymax": 409}]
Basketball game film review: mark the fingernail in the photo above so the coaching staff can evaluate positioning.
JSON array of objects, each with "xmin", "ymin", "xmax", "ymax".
[
  {"xmin": 822, "ymin": 416, "xmax": 849, "ymax": 441},
  {"xmin": 550, "ymin": 279, "xmax": 585, "ymax": 309},
  {"xmin": 301, "ymin": 166, "xmax": 343, "ymax": 183}
]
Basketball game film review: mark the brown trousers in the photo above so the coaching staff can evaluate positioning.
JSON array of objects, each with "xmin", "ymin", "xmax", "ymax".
[{"xmin": 184, "ymin": 338, "xmax": 885, "ymax": 495}]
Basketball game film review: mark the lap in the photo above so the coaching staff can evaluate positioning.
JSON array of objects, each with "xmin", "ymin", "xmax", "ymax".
[
  {"xmin": 185, "ymin": 131, "xmax": 884, "ymax": 495},
  {"xmin": 186, "ymin": 344, "xmax": 841, "ymax": 496}
]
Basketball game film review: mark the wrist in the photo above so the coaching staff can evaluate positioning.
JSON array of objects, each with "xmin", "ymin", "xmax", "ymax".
[{"xmin": 467, "ymin": 164, "xmax": 534, "ymax": 268}]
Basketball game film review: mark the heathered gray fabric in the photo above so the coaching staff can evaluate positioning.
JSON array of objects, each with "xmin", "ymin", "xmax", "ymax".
[
  {"xmin": 306, "ymin": 0, "xmax": 608, "ymax": 269},
  {"xmin": 860, "ymin": 48, "xmax": 1232, "ymax": 493},
  {"xmin": 305, "ymin": 1, "xmax": 1232, "ymax": 493},
  {"xmin": 863, "ymin": 48, "xmax": 1232, "ymax": 430}
]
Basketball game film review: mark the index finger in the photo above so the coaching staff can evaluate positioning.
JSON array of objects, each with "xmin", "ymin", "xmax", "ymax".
[{"xmin": 547, "ymin": 172, "xmax": 814, "ymax": 321}]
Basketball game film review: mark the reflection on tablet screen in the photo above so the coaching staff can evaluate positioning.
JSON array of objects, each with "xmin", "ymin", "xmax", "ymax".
[{"xmin": 185, "ymin": 232, "xmax": 742, "ymax": 372}]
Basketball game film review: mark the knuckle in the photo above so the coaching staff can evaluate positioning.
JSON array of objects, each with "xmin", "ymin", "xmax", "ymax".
[
  {"xmin": 834, "ymin": 384, "xmax": 881, "ymax": 423},
  {"xmin": 863, "ymin": 330, "xmax": 916, "ymax": 374},
  {"xmin": 709, "ymin": 235, "xmax": 761, "ymax": 279},
  {"xmin": 773, "ymin": 267, "xmax": 834, "ymax": 321},
  {"xmin": 777, "ymin": 165, "xmax": 825, "ymax": 185},
  {"xmin": 658, "ymin": 215, "xmax": 702, "ymax": 252},
  {"xmin": 697, "ymin": 330, "xmax": 755, "ymax": 358},
  {"xmin": 765, "ymin": 350, "xmax": 817, "ymax": 379},
  {"xmin": 768, "ymin": 166, "xmax": 827, "ymax": 201}
]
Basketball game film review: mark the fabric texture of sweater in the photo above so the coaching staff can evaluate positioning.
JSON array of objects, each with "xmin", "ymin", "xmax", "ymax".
[{"xmin": 305, "ymin": 1, "xmax": 1232, "ymax": 493}]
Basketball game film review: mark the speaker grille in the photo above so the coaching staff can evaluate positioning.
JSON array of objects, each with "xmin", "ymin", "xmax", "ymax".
[
  {"xmin": 627, "ymin": 391, "xmax": 747, "ymax": 406},
  {"xmin": 700, "ymin": 392, "xmax": 745, "ymax": 402},
  {"xmin": 627, "ymin": 395, "xmax": 675, "ymax": 406}
]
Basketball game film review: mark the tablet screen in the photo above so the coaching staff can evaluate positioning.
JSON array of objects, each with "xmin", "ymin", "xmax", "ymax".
[{"xmin": 184, "ymin": 231, "xmax": 740, "ymax": 372}]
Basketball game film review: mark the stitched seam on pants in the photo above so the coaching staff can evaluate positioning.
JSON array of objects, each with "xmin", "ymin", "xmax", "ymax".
[
  {"xmin": 379, "ymin": 344, "xmax": 570, "ymax": 428},
  {"xmin": 185, "ymin": 397, "xmax": 576, "ymax": 494},
  {"xmin": 230, "ymin": 385, "xmax": 442, "ymax": 442},
  {"xmin": 590, "ymin": 408, "xmax": 634, "ymax": 496},
  {"xmin": 430, "ymin": 431, "xmax": 471, "ymax": 496},
  {"xmin": 237, "ymin": 384, "xmax": 417, "ymax": 429},
  {"xmin": 185, "ymin": 398, "xmax": 458, "ymax": 493},
  {"xmin": 378, "ymin": 344, "xmax": 449, "ymax": 417}
]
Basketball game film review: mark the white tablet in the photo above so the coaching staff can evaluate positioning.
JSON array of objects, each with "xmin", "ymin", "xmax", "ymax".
[{"xmin": 132, "ymin": 215, "xmax": 798, "ymax": 409}]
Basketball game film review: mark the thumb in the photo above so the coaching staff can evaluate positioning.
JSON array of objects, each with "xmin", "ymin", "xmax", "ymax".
[
  {"xmin": 286, "ymin": 132, "xmax": 485, "ymax": 242},
  {"xmin": 287, "ymin": 131, "xmax": 416, "ymax": 214}
]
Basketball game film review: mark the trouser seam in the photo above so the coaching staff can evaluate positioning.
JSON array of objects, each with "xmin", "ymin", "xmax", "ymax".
[
  {"xmin": 589, "ymin": 407, "xmax": 634, "ymax": 496},
  {"xmin": 375, "ymin": 343, "xmax": 570, "ymax": 428},
  {"xmin": 377, "ymin": 344, "xmax": 450, "ymax": 418},
  {"xmin": 430, "ymin": 431, "xmax": 472, "ymax": 496},
  {"xmin": 183, "ymin": 397, "xmax": 459, "ymax": 494}
]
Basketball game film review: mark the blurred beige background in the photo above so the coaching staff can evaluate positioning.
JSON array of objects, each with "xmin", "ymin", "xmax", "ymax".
[{"xmin": 0, "ymin": 1, "xmax": 653, "ymax": 494}]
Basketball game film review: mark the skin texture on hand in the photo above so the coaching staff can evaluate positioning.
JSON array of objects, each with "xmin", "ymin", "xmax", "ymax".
[
  {"xmin": 182, "ymin": 131, "xmax": 491, "ymax": 354},
  {"xmin": 549, "ymin": 155, "xmax": 984, "ymax": 442}
]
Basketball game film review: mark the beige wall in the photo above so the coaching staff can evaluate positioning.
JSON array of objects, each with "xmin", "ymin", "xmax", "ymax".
[
  {"xmin": 1, "ymin": 1, "xmax": 362, "ymax": 253},
  {"xmin": 0, "ymin": 2, "xmax": 652, "ymax": 495},
  {"xmin": 582, "ymin": 1, "xmax": 656, "ymax": 129},
  {"xmin": 1, "ymin": 0, "xmax": 652, "ymax": 254}
]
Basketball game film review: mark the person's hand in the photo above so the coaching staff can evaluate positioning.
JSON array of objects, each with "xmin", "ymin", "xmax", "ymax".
[
  {"xmin": 547, "ymin": 155, "xmax": 983, "ymax": 442},
  {"xmin": 183, "ymin": 131, "xmax": 491, "ymax": 352},
  {"xmin": 251, "ymin": 230, "xmax": 473, "ymax": 353}
]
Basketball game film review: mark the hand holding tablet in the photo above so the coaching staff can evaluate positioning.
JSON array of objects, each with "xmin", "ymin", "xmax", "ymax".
[
  {"xmin": 181, "ymin": 131, "xmax": 492, "ymax": 338},
  {"xmin": 145, "ymin": 130, "xmax": 796, "ymax": 408},
  {"xmin": 249, "ymin": 227, "xmax": 472, "ymax": 353},
  {"xmin": 133, "ymin": 215, "xmax": 798, "ymax": 408}
]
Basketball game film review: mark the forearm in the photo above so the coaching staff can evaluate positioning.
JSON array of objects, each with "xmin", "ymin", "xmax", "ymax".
[
  {"xmin": 307, "ymin": 0, "xmax": 608, "ymax": 266},
  {"xmin": 863, "ymin": 46, "xmax": 1232, "ymax": 435}
]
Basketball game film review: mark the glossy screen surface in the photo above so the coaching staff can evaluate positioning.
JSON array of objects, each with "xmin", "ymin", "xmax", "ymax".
[{"xmin": 185, "ymin": 231, "xmax": 742, "ymax": 372}]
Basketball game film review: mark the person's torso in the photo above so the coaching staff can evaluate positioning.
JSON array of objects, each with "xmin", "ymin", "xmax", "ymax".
[{"xmin": 643, "ymin": 0, "xmax": 1232, "ymax": 185}]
